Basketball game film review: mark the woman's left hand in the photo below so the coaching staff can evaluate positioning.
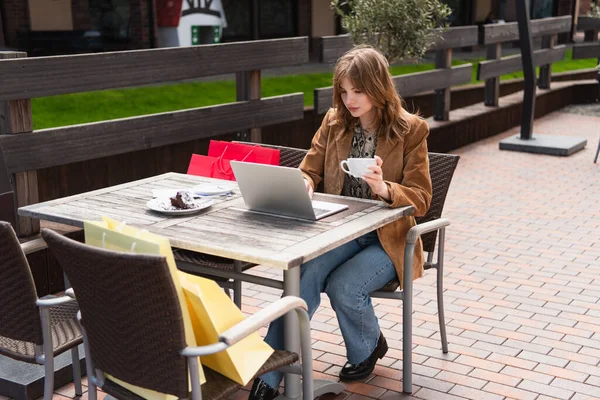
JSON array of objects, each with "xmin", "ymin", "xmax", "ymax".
[{"xmin": 362, "ymin": 156, "xmax": 391, "ymax": 201}]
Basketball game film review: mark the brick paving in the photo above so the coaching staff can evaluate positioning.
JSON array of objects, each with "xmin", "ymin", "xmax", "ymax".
[
  {"xmin": 239, "ymin": 108, "xmax": 600, "ymax": 400},
  {"xmin": 4, "ymin": 108, "xmax": 599, "ymax": 400}
]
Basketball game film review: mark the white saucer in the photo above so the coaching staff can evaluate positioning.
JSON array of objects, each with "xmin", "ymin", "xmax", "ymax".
[
  {"xmin": 191, "ymin": 183, "xmax": 235, "ymax": 196},
  {"xmin": 146, "ymin": 198, "xmax": 214, "ymax": 216}
]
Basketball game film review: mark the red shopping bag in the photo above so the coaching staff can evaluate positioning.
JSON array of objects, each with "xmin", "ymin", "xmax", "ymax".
[
  {"xmin": 188, "ymin": 141, "xmax": 281, "ymax": 181},
  {"xmin": 207, "ymin": 140, "xmax": 280, "ymax": 166},
  {"xmin": 187, "ymin": 154, "xmax": 237, "ymax": 181}
]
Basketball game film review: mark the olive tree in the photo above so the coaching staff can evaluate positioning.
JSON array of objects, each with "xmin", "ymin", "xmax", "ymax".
[
  {"xmin": 589, "ymin": 2, "xmax": 600, "ymax": 18},
  {"xmin": 331, "ymin": 0, "xmax": 452, "ymax": 63}
]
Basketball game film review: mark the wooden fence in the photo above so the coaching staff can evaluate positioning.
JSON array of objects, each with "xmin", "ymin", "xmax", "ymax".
[
  {"xmin": 0, "ymin": 37, "xmax": 309, "ymax": 236},
  {"xmin": 314, "ymin": 26, "xmax": 479, "ymax": 120},
  {"xmin": 2, "ymin": 16, "xmax": 600, "ymax": 238},
  {"xmin": 573, "ymin": 16, "xmax": 600, "ymax": 80},
  {"xmin": 314, "ymin": 16, "xmax": 579, "ymax": 116},
  {"xmin": 478, "ymin": 16, "xmax": 571, "ymax": 106}
]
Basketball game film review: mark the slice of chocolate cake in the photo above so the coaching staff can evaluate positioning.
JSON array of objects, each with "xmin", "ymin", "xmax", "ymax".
[{"xmin": 170, "ymin": 191, "xmax": 196, "ymax": 209}]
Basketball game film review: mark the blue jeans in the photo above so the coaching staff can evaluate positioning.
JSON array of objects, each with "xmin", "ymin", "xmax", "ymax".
[{"xmin": 260, "ymin": 231, "xmax": 397, "ymax": 389}]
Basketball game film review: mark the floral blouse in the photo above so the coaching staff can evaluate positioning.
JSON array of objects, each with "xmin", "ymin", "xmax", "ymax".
[{"xmin": 341, "ymin": 124, "xmax": 378, "ymax": 199}]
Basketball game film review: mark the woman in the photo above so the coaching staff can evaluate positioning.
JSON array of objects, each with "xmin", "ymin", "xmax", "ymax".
[{"xmin": 250, "ymin": 45, "xmax": 432, "ymax": 400}]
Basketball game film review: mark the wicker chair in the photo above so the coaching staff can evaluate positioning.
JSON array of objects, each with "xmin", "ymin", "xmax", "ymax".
[
  {"xmin": 0, "ymin": 221, "xmax": 83, "ymax": 400},
  {"xmin": 0, "ymin": 191, "xmax": 16, "ymax": 227},
  {"xmin": 370, "ymin": 152, "xmax": 459, "ymax": 393},
  {"xmin": 0, "ymin": 148, "xmax": 15, "ymax": 226},
  {"xmin": 234, "ymin": 144, "xmax": 459, "ymax": 394},
  {"xmin": 41, "ymin": 228, "xmax": 314, "ymax": 400},
  {"xmin": 174, "ymin": 143, "xmax": 309, "ymax": 308}
]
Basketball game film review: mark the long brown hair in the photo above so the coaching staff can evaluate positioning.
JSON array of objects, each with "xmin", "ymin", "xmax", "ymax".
[{"xmin": 331, "ymin": 45, "xmax": 411, "ymax": 138}]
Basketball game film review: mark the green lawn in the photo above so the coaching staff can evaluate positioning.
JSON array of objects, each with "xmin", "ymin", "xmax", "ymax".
[{"xmin": 32, "ymin": 49, "xmax": 598, "ymax": 129}]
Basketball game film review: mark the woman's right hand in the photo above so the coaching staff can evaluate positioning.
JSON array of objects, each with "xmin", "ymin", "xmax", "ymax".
[{"xmin": 304, "ymin": 178, "xmax": 314, "ymax": 199}]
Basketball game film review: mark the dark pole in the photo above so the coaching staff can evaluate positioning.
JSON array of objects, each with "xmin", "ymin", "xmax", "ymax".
[{"xmin": 516, "ymin": 0, "xmax": 536, "ymax": 140}]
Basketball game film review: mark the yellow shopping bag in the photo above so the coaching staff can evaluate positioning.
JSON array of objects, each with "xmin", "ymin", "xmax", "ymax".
[
  {"xmin": 180, "ymin": 273, "xmax": 274, "ymax": 386},
  {"xmin": 84, "ymin": 217, "xmax": 206, "ymax": 400}
]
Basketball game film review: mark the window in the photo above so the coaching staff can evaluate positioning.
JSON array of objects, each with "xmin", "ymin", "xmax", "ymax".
[
  {"xmin": 221, "ymin": 0, "xmax": 297, "ymax": 41},
  {"xmin": 442, "ymin": 0, "xmax": 472, "ymax": 26},
  {"xmin": 531, "ymin": 0, "xmax": 555, "ymax": 18},
  {"xmin": 0, "ymin": 0, "xmax": 5, "ymax": 45},
  {"xmin": 221, "ymin": 0, "xmax": 251, "ymax": 41},
  {"xmin": 89, "ymin": 0, "xmax": 131, "ymax": 39},
  {"xmin": 259, "ymin": 0, "xmax": 296, "ymax": 38}
]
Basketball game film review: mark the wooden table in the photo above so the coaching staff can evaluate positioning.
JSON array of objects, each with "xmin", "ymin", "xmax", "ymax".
[{"xmin": 19, "ymin": 172, "xmax": 414, "ymax": 399}]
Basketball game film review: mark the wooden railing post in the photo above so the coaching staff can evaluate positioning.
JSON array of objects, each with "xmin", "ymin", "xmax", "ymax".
[
  {"xmin": 434, "ymin": 49, "xmax": 452, "ymax": 121},
  {"xmin": 574, "ymin": 17, "xmax": 600, "ymax": 84},
  {"xmin": 0, "ymin": 51, "xmax": 39, "ymax": 237},
  {"xmin": 584, "ymin": 29, "xmax": 600, "ymax": 84},
  {"xmin": 484, "ymin": 43, "xmax": 502, "ymax": 106},
  {"xmin": 538, "ymin": 34, "xmax": 557, "ymax": 90},
  {"xmin": 236, "ymin": 70, "xmax": 262, "ymax": 143}
]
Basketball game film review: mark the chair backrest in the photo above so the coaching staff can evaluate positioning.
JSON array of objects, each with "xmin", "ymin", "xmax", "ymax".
[
  {"xmin": 416, "ymin": 153, "xmax": 460, "ymax": 252},
  {"xmin": 1, "ymin": 147, "xmax": 17, "ymax": 226},
  {"xmin": 0, "ymin": 221, "xmax": 43, "ymax": 346},
  {"xmin": 0, "ymin": 191, "xmax": 17, "ymax": 227},
  {"xmin": 235, "ymin": 143, "xmax": 460, "ymax": 252},
  {"xmin": 41, "ymin": 229, "xmax": 189, "ymax": 398}
]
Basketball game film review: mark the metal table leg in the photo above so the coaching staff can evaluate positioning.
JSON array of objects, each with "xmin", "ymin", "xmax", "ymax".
[
  {"xmin": 282, "ymin": 268, "xmax": 344, "ymax": 400},
  {"xmin": 234, "ymin": 260, "xmax": 243, "ymax": 307},
  {"xmin": 283, "ymin": 268, "xmax": 302, "ymax": 399}
]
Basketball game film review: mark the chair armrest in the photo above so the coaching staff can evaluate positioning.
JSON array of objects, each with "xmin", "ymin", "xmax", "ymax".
[
  {"xmin": 180, "ymin": 296, "xmax": 308, "ymax": 357},
  {"xmin": 220, "ymin": 296, "xmax": 308, "ymax": 346},
  {"xmin": 181, "ymin": 342, "xmax": 229, "ymax": 358},
  {"xmin": 20, "ymin": 238, "xmax": 47, "ymax": 255},
  {"xmin": 36, "ymin": 294, "xmax": 77, "ymax": 308},
  {"xmin": 406, "ymin": 218, "xmax": 450, "ymax": 244}
]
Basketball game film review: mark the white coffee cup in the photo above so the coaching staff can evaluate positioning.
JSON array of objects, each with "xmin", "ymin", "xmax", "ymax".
[{"xmin": 340, "ymin": 158, "xmax": 377, "ymax": 179}]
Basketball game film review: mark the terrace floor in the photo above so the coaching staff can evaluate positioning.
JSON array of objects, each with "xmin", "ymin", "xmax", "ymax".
[{"xmin": 4, "ymin": 105, "xmax": 600, "ymax": 400}]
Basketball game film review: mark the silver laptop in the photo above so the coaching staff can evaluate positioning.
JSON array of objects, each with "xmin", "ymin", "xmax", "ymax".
[{"xmin": 230, "ymin": 161, "xmax": 348, "ymax": 221}]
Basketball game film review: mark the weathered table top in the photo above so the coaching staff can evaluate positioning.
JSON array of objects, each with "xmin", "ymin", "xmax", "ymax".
[{"xmin": 19, "ymin": 172, "xmax": 414, "ymax": 270}]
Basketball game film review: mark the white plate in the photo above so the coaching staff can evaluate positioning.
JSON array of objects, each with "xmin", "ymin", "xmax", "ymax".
[
  {"xmin": 191, "ymin": 183, "xmax": 235, "ymax": 196},
  {"xmin": 146, "ymin": 198, "xmax": 214, "ymax": 216}
]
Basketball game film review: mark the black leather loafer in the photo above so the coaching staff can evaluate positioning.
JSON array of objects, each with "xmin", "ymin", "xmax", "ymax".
[{"xmin": 339, "ymin": 332, "xmax": 388, "ymax": 381}]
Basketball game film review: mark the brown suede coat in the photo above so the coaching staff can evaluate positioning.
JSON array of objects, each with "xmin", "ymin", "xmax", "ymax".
[{"xmin": 299, "ymin": 109, "xmax": 432, "ymax": 288}]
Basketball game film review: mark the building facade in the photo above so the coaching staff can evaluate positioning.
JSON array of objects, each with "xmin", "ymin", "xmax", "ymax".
[
  {"xmin": 0, "ymin": 0, "xmax": 153, "ymax": 54},
  {"xmin": 0, "ymin": 0, "xmax": 593, "ymax": 55}
]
